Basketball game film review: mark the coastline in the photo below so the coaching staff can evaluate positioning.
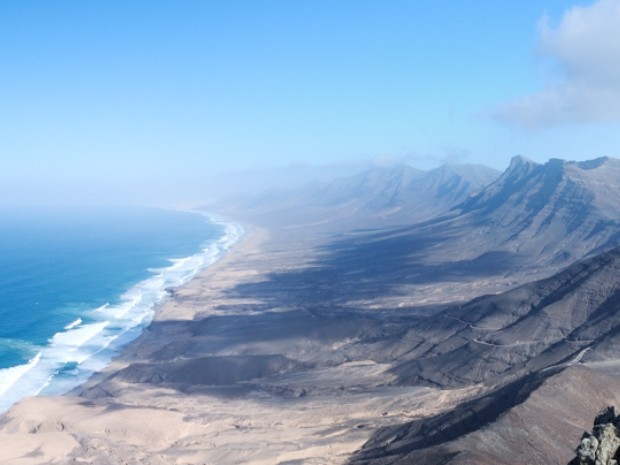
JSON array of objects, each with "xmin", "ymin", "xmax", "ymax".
[
  {"xmin": 0, "ymin": 211, "xmax": 243, "ymax": 414},
  {"xmin": 71, "ymin": 218, "xmax": 261, "ymax": 391},
  {"xmin": 68, "ymin": 213, "xmax": 247, "ymax": 395},
  {"xmin": 0, "ymin": 220, "xmax": 473, "ymax": 465}
]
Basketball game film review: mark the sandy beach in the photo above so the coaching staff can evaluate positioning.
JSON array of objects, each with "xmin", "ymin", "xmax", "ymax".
[{"xmin": 0, "ymin": 224, "xmax": 478, "ymax": 465}]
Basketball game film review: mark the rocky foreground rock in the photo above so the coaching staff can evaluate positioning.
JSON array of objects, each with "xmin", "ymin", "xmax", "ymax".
[{"xmin": 571, "ymin": 406, "xmax": 620, "ymax": 465}]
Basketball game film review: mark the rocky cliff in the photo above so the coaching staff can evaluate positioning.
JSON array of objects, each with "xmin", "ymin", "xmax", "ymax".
[{"xmin": 571, "ymin": 406, "xmax": 620, "ymax": 465}]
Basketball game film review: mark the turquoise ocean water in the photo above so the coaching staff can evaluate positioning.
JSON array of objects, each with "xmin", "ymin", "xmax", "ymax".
[{"xmin": 0, "ymin": 206, "xmax": 241, "ymax": 412}]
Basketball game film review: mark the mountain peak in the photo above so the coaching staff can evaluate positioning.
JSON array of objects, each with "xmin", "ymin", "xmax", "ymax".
[
  {"xmin": 509, "ymin": 155, "xmax": 538, "ymax": 169},
  {"xmin": 575, "ymin": 156, "xmax": 610, "ymax": 170},
  {"xmin": 505, "ymin": 155, "xmax": 618, "ymax": 175},
  {"xmin": 501, "ymin": 155, "xmax": 541, "ymax": 180},
  {"xmin": 541, "ymin": 156, "xmax": 618, "ymax": 174}
]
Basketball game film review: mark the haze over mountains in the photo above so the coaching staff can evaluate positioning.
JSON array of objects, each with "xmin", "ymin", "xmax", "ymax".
[
  {"xmin": 210, "ymin": 163, "xmax": 499, "ymax": 229},
  {"xmin": 215, "ymin": 156, "xmax": 620, "ymax": 310}
]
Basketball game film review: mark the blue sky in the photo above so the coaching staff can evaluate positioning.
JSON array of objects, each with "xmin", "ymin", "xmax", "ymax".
[{"xmin": 1, "ymin": 1, "xmax": 620, "ymax": 204}]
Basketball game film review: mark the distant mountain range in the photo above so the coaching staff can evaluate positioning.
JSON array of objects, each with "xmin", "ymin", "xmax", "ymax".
[
  {"xmin": 452, "ymin": 155, "xmax": 620, "ymax": 270},
  {"xmin": 208, "ymin": 163, "xmax": 499, "ymax": 228},
  {"xmin": 308, "ymin": 156, "xmax": 620, "ymax": 299},
  {"xmin": 212, "ymin": 156, "xmax": 620, "ymax": 279},
  {"xmin": 212, "ymin": 156, "xmax": 620, "ymax": 390}
]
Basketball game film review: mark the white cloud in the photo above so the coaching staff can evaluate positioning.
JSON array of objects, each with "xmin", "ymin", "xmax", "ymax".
[{"xmin": 494, "ymin": 0, "xmax": 620, "ymax": 128}]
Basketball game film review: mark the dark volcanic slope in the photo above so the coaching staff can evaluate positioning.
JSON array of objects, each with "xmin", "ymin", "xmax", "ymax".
[
  {"xmin": 218, "ymin": 156, "xmax": 620, "ymax": 305},
  {"xmin": 455, "ymin": 155, "xmax": 620, "ymax": 264},
  {"xmin": 107, "ymin": 243, "xmax": 620, "ymax": 396},
  {"xmin": 334, "ymin": 156, "xmax": 620, "ymax": 289},
  {"xmin": 211, "ymin": 163, "xmax": 499, "ymax": 229},
  {"xmin": 389, "ymin": 246, "xmax": 620, "ymax": 388},
  {"xmin": 349, "ymin": 366, "xmax": 620, "ymax": 465},
  {"xmin": 195, "ymin": 156, "xmax": 620, "ymax": 464}
]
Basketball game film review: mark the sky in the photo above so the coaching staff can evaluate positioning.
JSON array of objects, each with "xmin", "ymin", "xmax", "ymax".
[{"xmin": 1, "ymin": 0, "xmax": 620, "ymax": 205}]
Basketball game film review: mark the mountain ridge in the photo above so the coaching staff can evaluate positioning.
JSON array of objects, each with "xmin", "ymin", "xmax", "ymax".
[
  {"xmin": 340, "ymin": 155, "xmax": 620, "ymax": 292},
  {"xmin": 384, "ymin": 245, "xmax": 620, "ymax": 389},
  {"xmin": 346, "ymin": 243, "xmax": 620, "ymax": 464},
  {"xmin": 208, "ymin": 162, "xmax": 500, "ymax": 229}
]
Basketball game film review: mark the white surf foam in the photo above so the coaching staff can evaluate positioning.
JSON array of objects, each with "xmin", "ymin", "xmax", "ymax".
[
  {"xmin": 64, "ymin": 318, "xmax": 83, "ymax": 330},
  {"xmin": 0, "ymin": 214, "xmax": 243, "ymax": 413}
]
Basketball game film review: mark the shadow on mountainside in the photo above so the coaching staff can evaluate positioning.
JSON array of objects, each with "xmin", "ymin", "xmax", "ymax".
[
  {"xmin": 81, "ymin": 230, "xmax": 524, "ymax": 399},
  {"xmin": 83, "ymin": 306, "xmax": 428, "ymax": 398},
  {"xmin": 224, "ymin": 227, "xmax": 519, "ymax": 308},
  {"xmin": 345, "ymin": 371, "xmax": 553, "ymax": 465},
  {"xmin": 87, "ymin": 233, "xmax": 620, "ymax": 400}
]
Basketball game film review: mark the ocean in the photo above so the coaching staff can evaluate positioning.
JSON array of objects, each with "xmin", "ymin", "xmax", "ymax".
[{"xmin": 0, "ymin": 206, "xmax": 241, "ymax": 412}]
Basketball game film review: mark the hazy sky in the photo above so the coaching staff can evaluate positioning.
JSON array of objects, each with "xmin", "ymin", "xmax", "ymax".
[{"xmin": 2, "ymin": 0, "xmax": 620, "ymax": 205}]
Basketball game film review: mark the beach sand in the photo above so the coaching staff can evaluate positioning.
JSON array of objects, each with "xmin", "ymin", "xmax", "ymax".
[{"xmin": 0, "ymin": 225, "xmax": 477, "ymax": 465}]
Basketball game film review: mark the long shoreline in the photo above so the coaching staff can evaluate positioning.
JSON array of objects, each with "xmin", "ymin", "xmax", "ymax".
[
  {"xmin": 71, "ymin": 219, "xmax": 263, "ymax": 392},
  {"xmin": 0, "ymin": 220, "xmax": 473, "ymax": 465},
  {"xmin": 0, "ymin": 212, "xmax": 243, "ymax": 414}
]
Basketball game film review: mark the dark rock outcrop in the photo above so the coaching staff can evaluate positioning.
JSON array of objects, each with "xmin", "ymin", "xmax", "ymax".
[{"xmin": 571, "ymin": 406, "xmax": 620, "ymax": 465}]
